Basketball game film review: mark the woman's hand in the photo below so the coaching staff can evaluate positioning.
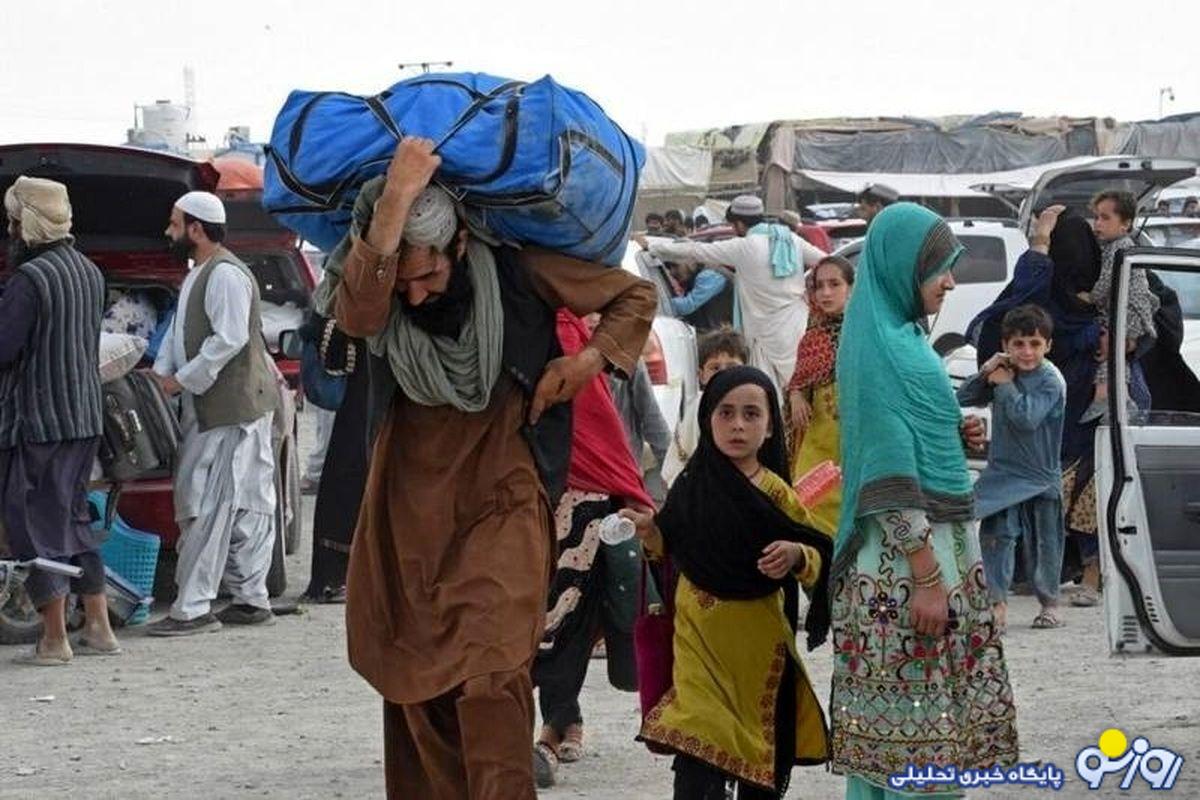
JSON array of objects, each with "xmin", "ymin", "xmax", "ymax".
[
  {"xmin": 960, "ymin": 415, "xmax": 986, "ymax": 452},
  {"xmin": 1031, "ymin": 204, "xmax": 1067, "ymax": 248},
  {"xmin": 758, "ymin": 541, "xmax": 803, "ymax": 579},
  {"xmin": 911, "ymin": 582, "xmax": 950, "ymax": 637},
  {"xmin": 618, "ymin": 506, "xmax": 657, "ymax": 542},
  {"xmin": 789, "ymin": 391, "xmax": 811, "ymax": 435}
]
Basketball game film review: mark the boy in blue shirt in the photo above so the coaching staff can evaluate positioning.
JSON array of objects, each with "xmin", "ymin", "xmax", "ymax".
[{"xmin": 957, "ymin": 304, "xmax": 1067, "ymax": 631}]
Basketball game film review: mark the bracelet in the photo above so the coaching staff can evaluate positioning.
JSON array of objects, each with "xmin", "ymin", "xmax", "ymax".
[{"xmin": 913, "ymin": 565, "xmax": 942, "ymax": 588}]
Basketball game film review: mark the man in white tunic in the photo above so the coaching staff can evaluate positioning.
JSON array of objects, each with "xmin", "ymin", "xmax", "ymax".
[
  {"xmin": 634, "ymin": 195, "xmax": 824, "ymax": 392},
  {"xmin": 146, "ymin": 191, "xmax": 278, "ymax": 636}
]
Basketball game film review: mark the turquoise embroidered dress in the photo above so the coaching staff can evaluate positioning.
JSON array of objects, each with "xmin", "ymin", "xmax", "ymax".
[{"xmin": 830, "ymin": 204, "xmax": 1019, "ymax": 797}]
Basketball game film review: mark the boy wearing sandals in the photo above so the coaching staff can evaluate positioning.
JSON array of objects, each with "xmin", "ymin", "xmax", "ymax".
[{"xmin": 957, "ymin": 304, "xmax": 1068, "ymax": 630}]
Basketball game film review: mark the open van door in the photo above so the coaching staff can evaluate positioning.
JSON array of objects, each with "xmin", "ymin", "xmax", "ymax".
[
  {"xmin": 1095, "ymin": 247, "xmax": 1200, "ymax": 655},
  {"xmin": 1017, "ymin": 158, "xmax": 1197, "ymax": 236}
]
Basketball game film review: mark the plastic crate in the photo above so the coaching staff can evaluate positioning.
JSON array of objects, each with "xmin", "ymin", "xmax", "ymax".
[{"xmin": 90, "ymin": 491, "xmax": 160, "ymax": 625}]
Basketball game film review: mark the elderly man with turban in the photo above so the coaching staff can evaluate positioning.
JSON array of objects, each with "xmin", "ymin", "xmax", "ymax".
[
  {"xmin": 321, "ymin": 137, "xmax": 655, "ymax": 798},
  {"xmin": 146, "ymin": 191, "xmax": 279, "ymax": 637},
  {"xmin": 1, "ymin": 176, "xmax": 119, "ymax": 665}
]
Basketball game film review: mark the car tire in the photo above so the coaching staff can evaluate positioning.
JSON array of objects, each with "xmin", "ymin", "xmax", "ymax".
[{"xmin": 0, "ymin": 584, "xmax": 41, "ymax": 645}]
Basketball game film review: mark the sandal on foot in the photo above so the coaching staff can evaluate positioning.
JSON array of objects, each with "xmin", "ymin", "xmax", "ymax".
[
  {"xmin": 74, "ymin": 637, "xmax": 123, "ymax": 656},
  {"xmin": 533, "ymin": 741, "xmax": 558, "ymax": 788},
  {"xmin": 13, "ymin": 647, "xmax": 72, "ymax": 666},
  {"xmin": 1071, "ymin": 587, "xmax": 1101, "ymax": 607},
  {"xmin": 1032, "ymin": 610, "xmax": 1065, "ymax": 629},
  {"xmin": 558, "ymin": 725, "xmax": 584, "ymax": 763}
]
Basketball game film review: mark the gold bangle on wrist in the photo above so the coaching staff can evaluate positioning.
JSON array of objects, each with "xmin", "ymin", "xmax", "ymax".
[{"xmin": 913, "ymin": 565, "xmax": 942, "ymax": 588}]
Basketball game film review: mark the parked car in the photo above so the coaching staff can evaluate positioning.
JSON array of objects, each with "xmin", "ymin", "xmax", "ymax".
[
  {"xmin": 620, "ymin": 239, "xmax": 698, "ymax": 433},
  {"xmin": 1095, "ymin": 246, "xmax": 1200, "ymax": 656},
  {"xmin": 1138, "ymin": 215, "xmax": 1200, "ymax": 247},
  {"xmin": 0, "ymin": 144, "xmax": 306, "ymax": 628}
]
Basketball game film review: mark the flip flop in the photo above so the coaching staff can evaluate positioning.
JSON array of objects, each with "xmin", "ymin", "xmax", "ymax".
[
  {"xmin": 12, "ymin": 648, "xmax": 72, "ymax": 667},
  {"xmin": 558, "ymin": 725, "xmax": 585, "ymax": 762},
  {"xmin": 1032, "ymin": 610, "xmax": 1066, "ymax": 629},
  {"xmin": 1070, "ymin": 587, "xmax": 1101, "ymax": 607},
  {"xmin": 74, "ymin": 637, "xmax": 123, "ymax": 656}
]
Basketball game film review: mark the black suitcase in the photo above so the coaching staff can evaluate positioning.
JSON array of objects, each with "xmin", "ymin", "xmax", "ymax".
[{"xmin": 97, "ymin": 371, "xmax": 180, "ymax": 482}]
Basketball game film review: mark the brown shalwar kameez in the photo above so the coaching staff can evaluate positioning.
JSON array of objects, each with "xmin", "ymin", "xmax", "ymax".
[{"xmin": 335, "ymin": 237, "xmax": 654, "ymax": 800}]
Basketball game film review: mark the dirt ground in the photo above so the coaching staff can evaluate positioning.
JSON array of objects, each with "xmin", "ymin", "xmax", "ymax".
[{"xmin": 2, "ymin": 407, "xmax": 1198, "ymax": 799}]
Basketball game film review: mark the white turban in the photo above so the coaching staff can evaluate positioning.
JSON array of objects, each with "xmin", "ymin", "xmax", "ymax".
[
  {"xmin": 402, "ymin": 186, "xmax": 459, "ymax": 251},
  {"xmin": 4, "ymin": 176, "xmax": 73, "ymax": 245}
]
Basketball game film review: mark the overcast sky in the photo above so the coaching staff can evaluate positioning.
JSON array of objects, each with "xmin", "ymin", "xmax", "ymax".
[{"xmin": 3, "ymin": 0, "xmax": 1198, "ymax": 149}]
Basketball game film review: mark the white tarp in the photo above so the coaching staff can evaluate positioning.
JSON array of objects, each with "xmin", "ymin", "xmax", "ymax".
[
  {"xmin": 793, "ymin": 156, "xmax": 1112, "ymax": 198},
  {"xmin": 640, "ymin": 145, "xmax": 712, "ymax": 194}
]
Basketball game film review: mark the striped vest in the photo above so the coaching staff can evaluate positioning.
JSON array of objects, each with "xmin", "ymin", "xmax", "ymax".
[{"xmin": 0, "ymin": 243, "xmax": 105, "ymax": 447}]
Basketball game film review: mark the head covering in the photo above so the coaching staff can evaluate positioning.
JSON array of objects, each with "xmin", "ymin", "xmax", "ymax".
[
  {"xmin": 403, "ymin": 185, "xmax": 459, "ymax": 251},
  {"xmin": 4, "ymin": 176, "xmax": 72, "ymax": 245},
  {"xmin": 834, "ymin": 203, "xmax": 973, "ymax": 577},
  {"xmin": 860, "ymin": 183, "xmax": 900, "ymax": 204},
  {"xmin": 1048, "ymin": 213, "xmax": 1101, "ymax": 311},
  {"xmin": 779, "ymin": 210, "xmax": 802, "ymax": 229},
  {"xmin": 656, "ymin": 365, "xmax": 832, "ymax": 650},
  {"xmin": 789, "ymin": 310, "xmax": 845, "ymax": 394},
  {"xmin": 965, "ymin": 213, "xmax": 1099, "ymax": 367},
  {"xmin": 174, "ymin": 191, "xmax": 226, "ymax": 224},
  {"xmin": 556, "ymin": 311, "xmax": 654, "ymax": 507},
  {"xmin": 728, "ymin": 194, "xmax": 764, "ymax": 217}
]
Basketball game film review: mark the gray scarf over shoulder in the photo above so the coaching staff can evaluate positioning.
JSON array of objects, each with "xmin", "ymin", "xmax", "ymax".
[{"xmin": 318, "ymin": 177, "xmax": 503, "ymax": 412}]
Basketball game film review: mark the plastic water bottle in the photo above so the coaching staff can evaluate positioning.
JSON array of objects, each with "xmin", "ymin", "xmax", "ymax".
[
  {"xmin": 597, "ymin": 513, "xmax": 637, "ymax": 545},
  {"xmin": 794, "ymin": 460, "xmax": 842, "ymax": 507}
]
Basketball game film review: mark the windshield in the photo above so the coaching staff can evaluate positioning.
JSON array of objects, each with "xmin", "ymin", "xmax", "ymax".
[{"xmin": 1156, "ymin": 269, "xmax": 1200, "ymax": 320}]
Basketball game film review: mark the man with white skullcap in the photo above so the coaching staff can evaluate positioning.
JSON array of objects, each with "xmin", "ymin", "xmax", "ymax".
[
  {"xmin": 634, "ymin": 193, "xmax": 827, "ymax": 392},
  {"xmin": 146, "ymin": 190, "xmax": 279, "ymax": 637},
  {"xmin": 1, "ymin": 176, "xmax": 120, "ymax": 665},
  {"xmin": 316, "ymin": 137, "xmax": 655, "ymax": 797}
]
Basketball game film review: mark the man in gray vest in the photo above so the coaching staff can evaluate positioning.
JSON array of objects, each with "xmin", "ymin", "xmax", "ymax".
[
  {"xmin": 1, "ymin": 175, "xmax": 121, "ymax": 665},
  {"xmin": 147, "ymin": 191, "xmax": 278, "ymax": 636}
]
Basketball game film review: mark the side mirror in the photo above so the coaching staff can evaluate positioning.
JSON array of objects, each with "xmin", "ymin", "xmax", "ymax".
[{"xmin": 278, "ymin": 329, "xmax": 303, "ymax": 360}]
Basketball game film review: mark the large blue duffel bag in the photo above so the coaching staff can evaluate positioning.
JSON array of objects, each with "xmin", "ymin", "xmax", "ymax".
[{"xmin": 263, "ymin": 72, "xmax": 644, "ymax": 266}]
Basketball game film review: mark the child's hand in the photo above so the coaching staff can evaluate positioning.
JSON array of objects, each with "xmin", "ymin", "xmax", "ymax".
[
  {"xmin": 986, "ymin": 365, "xmax": 1014, "ymax": 385},
  {"xmin": 618, "ymin": 506, "xmax": 656, "ymax": 541},
  {"xmin": 1076, "ymin": 290, "xmax": 1092, "ymax": 305},
  {"xmin": 980, "ymin": 352, "xmax": 1009, "ymax": 375},
  {"xmin": 758, "ymin": 541, "xmax": 803, "ymax": 579}
]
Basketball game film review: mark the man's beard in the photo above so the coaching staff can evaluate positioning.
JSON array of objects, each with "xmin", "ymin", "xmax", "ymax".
[
  {"xmin": 168, "ymin": 233, "xmax": 195, "ymax": 262},
  {"xmin": 402, "ymin": 255, "xmax": 474, "ymax": 339}
]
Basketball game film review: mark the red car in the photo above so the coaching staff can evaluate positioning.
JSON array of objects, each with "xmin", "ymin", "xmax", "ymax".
[{"xmin": 0, "ymin": 145, "xmax": 310, "ymax": 636}]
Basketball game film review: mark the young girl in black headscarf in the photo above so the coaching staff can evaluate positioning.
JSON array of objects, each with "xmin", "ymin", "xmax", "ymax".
[{"xmin": 622, "ymin": 366, "xmax": 832, "ymax": 800}]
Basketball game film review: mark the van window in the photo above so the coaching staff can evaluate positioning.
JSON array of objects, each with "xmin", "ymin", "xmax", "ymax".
[{"xmin": 953, "ymin": 236, "xmax": 1007, "ymax": 284}]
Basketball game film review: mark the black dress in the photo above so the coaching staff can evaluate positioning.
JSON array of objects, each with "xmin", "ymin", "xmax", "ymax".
[{"xmin": 302, "ymin": 346, "xmax": 369, "ymax": 600}]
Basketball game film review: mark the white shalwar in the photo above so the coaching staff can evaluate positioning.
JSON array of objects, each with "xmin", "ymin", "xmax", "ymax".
[
  {"xmin": 154, "ymin": 257, "xmax": 277, "ymax": 621},
  {"xmin": 649, "ymin": 233, "xmax": 824, "ymax": 391}
]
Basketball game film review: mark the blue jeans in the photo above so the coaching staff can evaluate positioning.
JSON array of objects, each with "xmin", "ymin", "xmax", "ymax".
[{"xmin": 980, "ymin": 496, "xmax": 1065, "ymax": 606}]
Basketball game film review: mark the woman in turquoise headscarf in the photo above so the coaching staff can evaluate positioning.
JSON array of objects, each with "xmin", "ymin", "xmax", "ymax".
[{"xmin": 830, "ymin": 204, "xmax": 1019, "ymax": 798}]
